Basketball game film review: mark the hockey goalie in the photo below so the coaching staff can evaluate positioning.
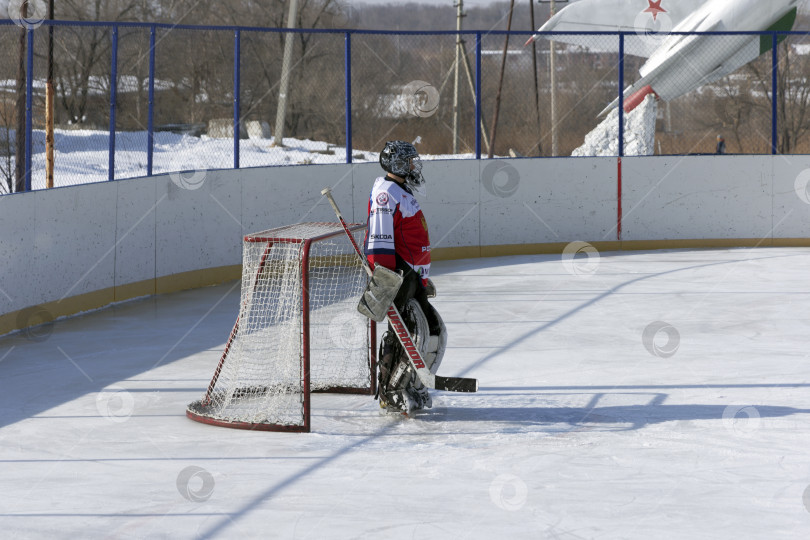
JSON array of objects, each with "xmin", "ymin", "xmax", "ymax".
[{"xmin": 360, "ymin": 140, "xmax": 447, "ymax": 414}]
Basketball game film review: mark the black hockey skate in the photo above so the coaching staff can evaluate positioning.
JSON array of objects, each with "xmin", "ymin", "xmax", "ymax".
[{"xmin": 376, "ymin": 331, "xmax": 422, "ymax": 415}]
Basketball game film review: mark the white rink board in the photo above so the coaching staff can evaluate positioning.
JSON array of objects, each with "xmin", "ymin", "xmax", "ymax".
[
  {"xmin": 621, "ymin": 156, "xmax": 773, "ymax": 241},
  {"xmin": 420, "ymin": 159, "xmax": 481, "ymax": 249},
  {"xmin": 155, "ymin": 171, "xmax": 242, "ymax": 278},
  {"xmin": 0, "ymin": 192, "xmax": 37, "ymax": 315},
  {"xmin": 479, "ymin": 158, "xmax": 617, "ymax": 246},
  {"xmin": 115, "ymin": 177, "xmax": 158, "ymax": 288},
  {"xmin": 3, "ymin": 155, "xmax": 810, "ymax": 327},
  {"xmin": 241, "ymin": 163, "xmax": 357, "ymax": 234},
  {"xmin": 771, "ymin": 155, "xmax": 810, "ymax": 239},
  {"xmin": 33, "ymin": 182, "xmax": 118, "ymax": 304}
]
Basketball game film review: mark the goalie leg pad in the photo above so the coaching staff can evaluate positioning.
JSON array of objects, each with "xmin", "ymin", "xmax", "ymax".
[
  {"xmin": 376, "ymin": 300, "xmax": 448, "ymax": 412},
  {"xmin": 357, "ymin": 266, "xmax": 404, "ymax": 322},
  {"xmin": 405, "ymin": 299, "xmax": 447, "ymax": 375},
  {"xmin": 376, "ymin": 332, "xmax": 397, "ymax": 397},
  {"xmin": 376, "ymin": 332, "xmax": 415, "ymax": 413},
  {"xmin": 426, "ymin": 308, "xmax": 447, "ymax": 375}
]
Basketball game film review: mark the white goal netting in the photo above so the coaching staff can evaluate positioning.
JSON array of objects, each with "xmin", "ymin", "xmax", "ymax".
[{"xmin": 187, "ymin": 222, "xmax": 373, "ymax": 432}]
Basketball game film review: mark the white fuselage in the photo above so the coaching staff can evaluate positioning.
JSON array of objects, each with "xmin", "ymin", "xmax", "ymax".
[{"xmin": 640, "ymin": 0, "xmax": 800, "ymax": 100}]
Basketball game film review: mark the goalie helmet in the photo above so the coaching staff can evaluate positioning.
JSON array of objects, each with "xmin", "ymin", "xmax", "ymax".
[{"xmin": 379, "ymin": 140, "xmax": 425, "ymax": 195}]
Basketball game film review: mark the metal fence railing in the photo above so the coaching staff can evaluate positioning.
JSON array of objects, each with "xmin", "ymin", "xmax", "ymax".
[{"xmin": 1, "ymin": 19, "xmax": 809, "ymax": 193}]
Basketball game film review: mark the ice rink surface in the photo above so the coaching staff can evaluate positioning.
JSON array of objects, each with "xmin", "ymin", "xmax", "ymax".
[{"xmin": 2, "ymin": 247, "xmax": 810, "ymax": 539}]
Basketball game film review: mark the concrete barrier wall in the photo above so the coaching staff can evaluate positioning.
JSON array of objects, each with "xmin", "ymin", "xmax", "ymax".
[
  {"xmin": 2, "ymin": 155, "xmax": 810, "ymax": 335},
  {"xmin": 621, "ymin": 155, "xmax": 810, "ymax": 247}
]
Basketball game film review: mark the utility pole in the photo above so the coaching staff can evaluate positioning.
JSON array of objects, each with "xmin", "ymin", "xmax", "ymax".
[
  {"xmin": 550, "ymin": 0, "xmax": 559, "ymax": 157},
  {"xmin": 46, "ymin": 0, "xmax": 55, "ymax": 188},
  {"xmin": 488, "ymin": 0, "xmax": 515, "ymax": 159},
  {"xmin": 452, "ymin": 0, "xmax": 464, "ymax": 154},
  {"xmin": 273, "ymin": 0, "xmax": 299, "ymax": 147},
  {"xmin": 529, "ymin": 0, "xmax": 543, "ymax": 156},
  {"xmin": 14, "ymin": 2, "xmax": 27, "ymax": 192}
]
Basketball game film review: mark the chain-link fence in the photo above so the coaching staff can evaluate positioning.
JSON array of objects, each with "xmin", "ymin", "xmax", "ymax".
[
  {"xmin": 2, "ymin": 19, "xmax": 810, "ymax": 192},
  {"xmin": 0, "ymin": 23, "xmax": 20, "ymax": 194}
]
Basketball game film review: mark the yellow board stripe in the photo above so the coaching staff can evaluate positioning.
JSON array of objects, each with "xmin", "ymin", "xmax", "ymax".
[{"xmin": 5, "ymin": 239, "xmax": 810, "ymax": 336}]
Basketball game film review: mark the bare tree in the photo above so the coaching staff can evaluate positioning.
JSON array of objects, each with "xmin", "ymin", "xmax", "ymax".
[
  {"xmin": 746, "ymin": 40, "xmax": 810, "ymax": 154},
  {"xmin": 53, "ymin": 0, "xmax": 144, "ymax": 125},
  {"xmin": 207, "ymin": 0, "xmax": 347, "ymax": 142},
  {"xmin": 684, "ymin": 78, "xmax": 762, "ymax": 154}
]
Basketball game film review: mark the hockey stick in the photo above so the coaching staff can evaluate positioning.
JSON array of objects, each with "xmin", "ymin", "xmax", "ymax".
[{"xmin": 321, "ymin": 187, "xmax": 477, "ymax": 393}]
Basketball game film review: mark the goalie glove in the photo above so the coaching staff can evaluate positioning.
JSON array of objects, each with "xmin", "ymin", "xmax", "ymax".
[{"xmin": 357, "ymin": 265, "xmax": 403, "ymax": 322}]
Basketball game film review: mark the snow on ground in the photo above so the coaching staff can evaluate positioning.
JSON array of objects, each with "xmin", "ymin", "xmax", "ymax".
[
  {"xmin": 3, "ymin": 128, "xmax": 478, "ymax": 191},
  {"xmin": 2, "ymin": 247, "xmax": 810, "ymax": 539},
  {"xmin": 20, "ymin": 130, "xmax": 377, "ymax": 190}
]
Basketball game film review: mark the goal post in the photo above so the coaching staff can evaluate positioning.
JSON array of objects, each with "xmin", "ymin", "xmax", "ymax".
[{"xmin": 187, "ymin": 222, "xmax": 376, "ymax": 432}]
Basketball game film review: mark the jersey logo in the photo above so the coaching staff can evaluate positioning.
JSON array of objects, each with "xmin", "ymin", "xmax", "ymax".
[{"xmin": 376, "ymin": 192, "xmax": 389, "ymax": 206}]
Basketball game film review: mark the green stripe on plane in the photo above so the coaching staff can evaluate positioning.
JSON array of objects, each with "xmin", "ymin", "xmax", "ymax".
[{"xmin": 760, "ymin": 7, "xmax": 797, "ymax": 55}]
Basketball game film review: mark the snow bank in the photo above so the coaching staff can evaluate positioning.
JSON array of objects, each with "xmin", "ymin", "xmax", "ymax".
[
  {"xmin": 572, "ymin": 95, "xmax": 657, "ymax": 157},
  {"xmin": 11, "ymin": 127, "xmax": 481, "ymax": 190}
]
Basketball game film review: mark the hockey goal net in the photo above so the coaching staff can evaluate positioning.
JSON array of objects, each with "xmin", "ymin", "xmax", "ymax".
[{"xmin": 187, "ymin": 222, "xmax": 375, "ymax": 432}]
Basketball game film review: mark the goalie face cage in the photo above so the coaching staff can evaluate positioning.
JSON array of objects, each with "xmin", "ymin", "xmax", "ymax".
[{"xmin": 187, "ymin": 222, "xmax": 376, "ymax": 433}]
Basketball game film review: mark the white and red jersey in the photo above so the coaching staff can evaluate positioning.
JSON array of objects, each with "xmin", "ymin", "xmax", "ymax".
[{"xmin": 365, "ymin": 176, "xmax": 431, "ymax": 285}]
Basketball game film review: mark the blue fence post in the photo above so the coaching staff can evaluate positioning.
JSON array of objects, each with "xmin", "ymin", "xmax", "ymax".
[
  {"xmin": 475, "ymin": 32, "xmax": 482, "ymax": 160},
  {"xmin": 772, "ymin": 31, "xmax": 778, "ymax": 155},
  {"xmin": 234, "ymin": 28, "xmax": 241, "ymax": 169},
  {"xmin": 618, "ymin": 33, "xmax": 625, "ymax": 242},
  {"xmin": 345, "ymin": 31, "xmax": 352, "ymax": 165},
  {"xmin": 147, "ymin": 25, "xmax": 155, "ymax": 176},
  {"xmin": 618, "ymin": 33, "xmax": 624, "ymax": 158},
  {"xmin": 109, "ymin": 25, "xmax": 118, "ymax": 181},
  {"xmin": 25, "ymin": 28, "xmax": 33, "ymax": 191}
]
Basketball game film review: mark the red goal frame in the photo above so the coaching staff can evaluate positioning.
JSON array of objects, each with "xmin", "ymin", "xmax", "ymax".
[{"xmin": 186, "ymin": 223, "xmax": 376, "ymax": 432}]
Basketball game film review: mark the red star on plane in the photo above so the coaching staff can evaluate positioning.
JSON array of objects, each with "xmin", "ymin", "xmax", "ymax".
[{"xmin": 644, "ymin": 0, "xmax": 667, "ymax": 21}]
